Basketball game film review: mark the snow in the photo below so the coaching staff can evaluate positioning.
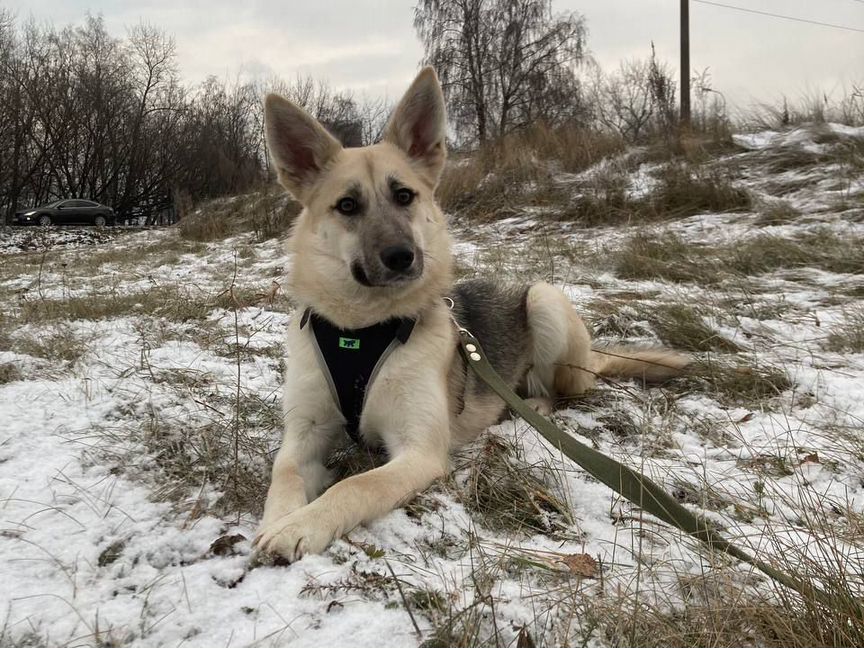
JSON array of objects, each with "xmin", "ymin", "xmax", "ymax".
[
  {"xmin": 733, "ymin": 122, "xmax": 864, "ymax": 152},
  {"xmin": 0, "ymin": 317, "xmax": 425, "ymax": 647},
  {"xmin": 1, "ymin": 123, "xmax": 863, "ymax": 646}
]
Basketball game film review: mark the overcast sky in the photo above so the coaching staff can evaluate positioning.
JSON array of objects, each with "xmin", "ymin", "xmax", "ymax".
[{"xmin": 6, "ymin": 0, "xmax": 864, "ymax": 111}]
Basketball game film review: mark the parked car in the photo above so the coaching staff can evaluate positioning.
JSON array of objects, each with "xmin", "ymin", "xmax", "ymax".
[{"xmin": 14, "ymin": 199, "xmax": 115, "ymax": 226}]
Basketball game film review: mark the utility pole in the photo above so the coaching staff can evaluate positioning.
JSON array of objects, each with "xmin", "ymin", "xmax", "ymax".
[{"xmin": 680, "ymin": 0, "xmax": 691, "ymax": 129}]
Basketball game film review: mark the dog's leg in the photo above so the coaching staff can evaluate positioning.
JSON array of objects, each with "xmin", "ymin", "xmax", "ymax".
[
  {"xmin": 256, "ymin": 356, "xmax": 452, "ymax": 561},
  {"xmin": 253, "ymin": 445, "xmax": 447, "ymax": 561},
  {"xmin": 525, "ymin": 282, "xmax": 596, "ymax": 399},
  {"xmin": 257, "ymin": 325, "xmax": 344, "ymax": 538},
  {"xmin": 258, "ymin": 418, "xmax": 340, "ymax": 534}
]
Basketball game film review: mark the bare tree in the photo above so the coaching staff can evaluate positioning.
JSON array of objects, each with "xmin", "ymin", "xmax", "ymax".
[
  {"xmin": 590, "ymin": 59, "xmax": 655, "ymax": 142},
  {"xmin": 0, "ymin": 14, "xmax": 265, "ymax": 224},
  {"xmin": 0, "ymin": 14, "xmax": 398, "ymax": 225},
  {"xmin": 647, "ymin": 44, "xmax": 677, "ymax": 138},
  {"xmin": 415, "ymin": 0, "xmax": 586, "ymax": 143},
  {"xmin": 587, "ymin": 45, "xmax": 678, "ymax": 142}
]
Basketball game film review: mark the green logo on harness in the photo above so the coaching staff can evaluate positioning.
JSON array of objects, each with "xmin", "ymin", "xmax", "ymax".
[{"xmin": 339, "ymin": 337, "xmax": 360, "ymax": 350}]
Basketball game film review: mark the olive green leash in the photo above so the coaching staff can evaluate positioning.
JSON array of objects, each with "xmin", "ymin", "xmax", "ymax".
[{"xmin": 457, "ymin": 328, "xmax": 826, "ymax": 603}]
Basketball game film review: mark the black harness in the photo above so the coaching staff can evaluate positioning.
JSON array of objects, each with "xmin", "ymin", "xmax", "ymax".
[{"xmin": 300, "ymin": 308, "xmax": 417, "ymax": 443}]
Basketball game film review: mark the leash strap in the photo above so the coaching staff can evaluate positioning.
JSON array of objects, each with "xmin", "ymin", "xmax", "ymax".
[{"xmin": 457, "ymin": 328, "xmax": 824, "ymax": 602}]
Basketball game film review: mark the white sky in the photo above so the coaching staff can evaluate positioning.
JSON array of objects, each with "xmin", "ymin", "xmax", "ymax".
[{"xmin": 6, "ymin": 0, "xmax": 864, "ymax": 111}]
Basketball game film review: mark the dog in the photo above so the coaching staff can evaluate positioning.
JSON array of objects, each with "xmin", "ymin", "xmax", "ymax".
[{"xmin": 252, "ymin": 67, "xmax": 689, "ymax": 562}]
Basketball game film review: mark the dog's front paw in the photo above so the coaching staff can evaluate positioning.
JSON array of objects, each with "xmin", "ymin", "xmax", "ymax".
[{"xmin": 252, "ymin": 505, "xmax": 337, "ymax": 563}]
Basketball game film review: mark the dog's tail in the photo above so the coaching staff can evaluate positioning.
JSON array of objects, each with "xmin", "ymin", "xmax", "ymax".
[{"xmin": 590, "ymin": 346, "xmax": 690, "ymax": 383}]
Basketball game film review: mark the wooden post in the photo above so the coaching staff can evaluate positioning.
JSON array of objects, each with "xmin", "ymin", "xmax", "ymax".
[{"xmin": 680, "ymin": 0, "xmax": 691, "ymax": 129}]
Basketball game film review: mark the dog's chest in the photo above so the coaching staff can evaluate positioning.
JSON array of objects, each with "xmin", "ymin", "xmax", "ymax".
[{"xmin": 303, "ymin": 309, "xmax": 416, "ymax": 443}]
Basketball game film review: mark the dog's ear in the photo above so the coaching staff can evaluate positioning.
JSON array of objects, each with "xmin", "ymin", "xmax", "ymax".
[
  {"xmin": 265, "ymin": 94, "xmax": 342, "ymax": 201},
  {"xmin": 383, "ymin": 67, "xmax": 447, "ymax": 187}
]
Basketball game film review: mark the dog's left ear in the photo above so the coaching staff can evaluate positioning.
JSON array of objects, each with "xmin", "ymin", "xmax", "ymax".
[{"xmin": 383, "ymin": 67, "xmax": 447, "ymax": 187}]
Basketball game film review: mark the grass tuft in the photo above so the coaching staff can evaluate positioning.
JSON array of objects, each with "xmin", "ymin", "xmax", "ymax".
[
  {"xmin": 824, "ymin": 307, "xmax": 864, "ymax": 353},
  {"xmin": 613, "ymin": 232, "xmax": 715, "ymax": 284},
  {"xmin": 649, "ymin": 163, "xmax": 752, "ymax": 217},
  {"xmin": 642, "ymin": 303, "xmax": 740, "ymax": 353},
  {"xmin": 437, "ymin": 123, "xmax": 624, "ymax": 219},
  {"xmin": 11, "ymin": 326, "xmax": 89, "ymax": 366},
  {"xmin": 756, "ymin": 200, "xmax": 802, "ymax": 226},
  {"xmin": 0, "ymin": 363, "xmax": 23, "ymax": 384},
  {"xmin": 677, "ymin": 360, "xmax": 793, "ymax": 408},
  {"xmin": 458, "ymin": 434, "xmax": 573, "ymax": 536},
  {"xmin": 611, "ymin": 230, "xmax": 864, "ymax": 285},
  {"xmin": 179, "ymin": 188, "xmax": 300, "ymax": 242}
]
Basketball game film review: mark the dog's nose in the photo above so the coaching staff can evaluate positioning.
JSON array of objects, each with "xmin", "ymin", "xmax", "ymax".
[{"xmin": 380, "ymin": 245, "xmax": 415, "ymax": 272}]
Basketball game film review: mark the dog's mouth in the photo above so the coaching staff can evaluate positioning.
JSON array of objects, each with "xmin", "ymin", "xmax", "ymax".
[{"xmin": 351, "ymin": 262, "xmax": 375, "ymax": 287}]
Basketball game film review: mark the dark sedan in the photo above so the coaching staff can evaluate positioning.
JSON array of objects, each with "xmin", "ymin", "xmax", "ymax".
[{"xmin": 14, "ymin": 199, "xmax": 115, "ymax": 226}]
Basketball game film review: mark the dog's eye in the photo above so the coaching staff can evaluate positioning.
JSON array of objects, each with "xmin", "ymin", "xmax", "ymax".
[
  {"xmin": 394, "ymin": 188, "xmax": 415, "ymax": 206},
  {"xmin": 336, "ymin": 197, "xmax": 359, "ymax": 215}
]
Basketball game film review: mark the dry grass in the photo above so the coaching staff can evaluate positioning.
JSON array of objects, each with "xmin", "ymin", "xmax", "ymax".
[
  {"xmin": 611, "ymin": 230, "xmax": 864, "ymax": 285},
  {"xmin": 641, "ymin": 303, "xmax": 740, "ymax": 353},
  {"xmin": 745, "ymin": 91, "xmax": 864, "ymax": 129},
  {"xmin": 729, "ymin": 230, "xmax": 864, "ymax": 277},
  {"xmin": 613, "ymin": 232, "xmax": 716, "ymax": 284},
  {"xmin": 437, "ymin": 123, "xmax": 624, "ymax": 219},
  {"xmin": 0, "ymin": 632, "xmax": 51, "ymax": 648},
  {"xmin": 436, "ymin": 118, "xmax": 750, "ymax": 226},
  {"xmin": 755, "ymin": 201, "xmax": 802, "ymax": 226},
  {"xmin": 457, "ymin": 434, "xmax": 574, "ymax": 537},
  {"xmin": 179, "ymin": 187, "xmax": 300, "ymax": 242},
  {"xmin": 0, "ymin": 363, "xmax": 22, "ymax": 384},
  {"xmin": 679, "ymin": 360, "xmax": 793, "ymax": 409},
  {"xmin": 10, "ymin": 325, "xmax": 89, "ymax": 366},
  {"xmin": 574, "ymin": 565, "xmax": 862, "ymax": 648},
  {"xmin": 555, "ymin": 161, "xmax": 752, "ymax": 227},
  {"xmin": 407, "ymin": 424, "xmax": 861, "ymax": 648},
  {"xmin": 557, "ymin": 161, "xmax": 638, "ymax": 226},
  {"xmin": 648, "ymin": 163, "xmax": 752, "ymax": 217},
  {"xmin": 824, "ymin": 307, "xmax": 864, "ymax": 353},
  {"xmin": 15, "ymin": 287, "xmax": 213, "ymax": 324},
  {"xmin": 10, "ymin": 282, "xmax": 290, "ymax": 327},
  {"xmin": 93, "ymin": 334, "xmax": 281, "ymax": 518},
  {"xmin": 123, "ymin": 394, "xmax": 276, "ymax": 515}
]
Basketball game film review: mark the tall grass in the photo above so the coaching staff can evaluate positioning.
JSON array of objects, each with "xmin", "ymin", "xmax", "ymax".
[
  {"xmin": 179, "ymin": 187, "xmax": 300, "ymax": 242},
  {"xmin": 742, "ymin": 87, "xmax": 864, "ymax": 129},
  {"xmin": 436, "ymin": 122, "xmax": 625, "ymax": 218}
]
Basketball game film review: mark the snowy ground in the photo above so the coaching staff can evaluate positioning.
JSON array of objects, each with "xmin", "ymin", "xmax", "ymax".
[{"xmin": 1, "ymin": 124, "xmax": 862, "ymax": 647}]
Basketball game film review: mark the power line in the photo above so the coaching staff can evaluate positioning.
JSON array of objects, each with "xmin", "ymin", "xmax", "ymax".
[{"xmin": 692, "ymin": 0, "xmax": 864, "ymax": 33}]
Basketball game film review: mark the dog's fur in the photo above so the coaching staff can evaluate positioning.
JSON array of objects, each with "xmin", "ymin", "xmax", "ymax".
[{"xmin": 253, "ymin": 68, "xmax": 689, "ymax": 561}]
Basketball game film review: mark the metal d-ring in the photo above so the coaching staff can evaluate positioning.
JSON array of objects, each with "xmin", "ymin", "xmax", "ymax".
[{"xmin": 443, "ymin": 296, "xmax": 471, "ymax": 336}]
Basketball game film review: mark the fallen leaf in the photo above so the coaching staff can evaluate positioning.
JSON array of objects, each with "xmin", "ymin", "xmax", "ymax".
[{"xmin": 561, "ymin": 553, "xmax": 598, "ymax": 578}]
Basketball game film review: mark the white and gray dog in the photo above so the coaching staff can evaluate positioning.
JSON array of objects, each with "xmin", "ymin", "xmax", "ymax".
[{"xmin": 253, "ymin": 67, "xmax": 688, "ymax": 562}]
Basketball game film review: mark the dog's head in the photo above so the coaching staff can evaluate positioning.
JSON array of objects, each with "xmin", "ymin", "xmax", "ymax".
[{"xmin": 265, "ymin": 67, "xmax": 453, "ymax": 327}]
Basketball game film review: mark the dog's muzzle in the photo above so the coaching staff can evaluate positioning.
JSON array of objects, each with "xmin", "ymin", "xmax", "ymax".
[{"xmin": 351, "ymin": 246, "xmax": 424, "ymax": 287}]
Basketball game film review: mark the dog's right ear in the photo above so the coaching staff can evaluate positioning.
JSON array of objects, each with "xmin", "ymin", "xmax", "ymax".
[{"xmin": 265, "ymin": 94, "xmax": 342, "ymax": 202}]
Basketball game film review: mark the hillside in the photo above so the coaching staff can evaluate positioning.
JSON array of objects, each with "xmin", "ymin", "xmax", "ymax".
[{"xmin": 0, "ymin": 124, "xmax": 862, "ymax": 648}]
